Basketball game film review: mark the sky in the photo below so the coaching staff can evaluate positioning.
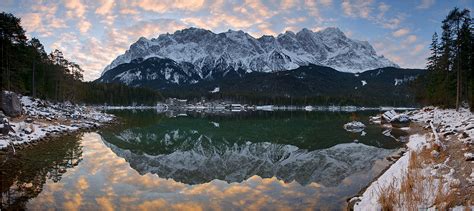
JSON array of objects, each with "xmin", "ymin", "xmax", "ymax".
[{"xmin": 1, "ymin": 0, "xmax": 472, "ymax": 81}]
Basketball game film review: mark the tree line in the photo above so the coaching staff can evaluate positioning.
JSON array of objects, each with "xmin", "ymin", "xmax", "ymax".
[
  {"xmin": 0, "ymin": 12, "xmax": 162, "ymax": 105},
  {"xmin": 418, "ymin": 7, "xmax": 473, "ymax": 110}
]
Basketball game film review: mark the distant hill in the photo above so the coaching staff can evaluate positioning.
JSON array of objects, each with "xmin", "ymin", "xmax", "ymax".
[{"xmin": 97, "ymin": 56, "xmax": 424, "ymax": 106}]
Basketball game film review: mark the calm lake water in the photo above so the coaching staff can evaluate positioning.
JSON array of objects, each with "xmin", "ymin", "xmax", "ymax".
[{"xmin": 1, "ymin": 110, "xmax": 407, "ymax": 210}]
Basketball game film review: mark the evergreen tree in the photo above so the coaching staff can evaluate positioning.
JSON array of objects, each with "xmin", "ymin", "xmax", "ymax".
[
  {"xmin": 427, "ymin": 32, "xmax": 440, "ymax": 71},
  {"xmin": 421, "ymin": 8, "xmax": 473, "ymax": 109},
  {"xmin": 0, "ymin": 11, "xmax": 163, "ymax": 106}
]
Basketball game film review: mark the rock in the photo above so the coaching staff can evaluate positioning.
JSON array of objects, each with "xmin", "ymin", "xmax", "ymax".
[
  {"xmin": 0, "ymin": 123, "xmax": 14, "ymax": 135},
  {"xmin": 464, "ymin": 152, "xmax": 474, "ymax": 161},
  {"xmin": 459, "ymin": 132, "xmax": 469, "ymax": 139},
  {"xmin": 0, "ymin": 118, "xmax": 15, "ymax": 135},
  {"xmin": 369, "ymin": 115, "xmax": 381, "ymax": 124},
  {"xmin": 381, "ymin": 110, "xmax": 410, "ymax": 127},
  {"xmin": 1, "ymin": 91, "xmax": 23, "ymax": 117},
  {"xmin": 431, "ymin": 150, "xmax": 440, "ymax": 159},
  {"xmin": 390, "ymin": 114, "xmax": 410, "ymax": 128},
  {"xmin": 391, "ymin": 154, "xmax": 401, "ymax": 159},
  {"xmin": 382, "ymin": 110, "xmax": 397, "ymax": 123},
  {"xmin": 466, "ymin": 124, "xmax": 474, "ymax": 130},
  {"xmin": 25, "ymin": 118, "xmax": 34, "ymax": 123},
  {"xmin": 449, "ymin": 179, "xmax": 461, "ymax": 188},
  {"xmin": 344, "ymin": 121, "xmax": 366, "ymax": 133},
  {"xmin": 23, "ymin": 125, "xmax": 34, "ymax": 134}
]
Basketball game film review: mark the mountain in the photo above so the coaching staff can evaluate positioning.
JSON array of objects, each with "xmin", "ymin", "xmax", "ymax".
[
  {"xmin": 96, "ymin": 27, "xmax": 424, "ymax": 105},
  {"xmin": 98, "ymin": 58, "xmax": 424, "ymax": 105},
  {"xmin": 100, "ymin": 129, "xmax": 393, "ymax": 186},
  {"xmin": 100, "ymin": 27, "xmax": 398, "ymax": 81}
]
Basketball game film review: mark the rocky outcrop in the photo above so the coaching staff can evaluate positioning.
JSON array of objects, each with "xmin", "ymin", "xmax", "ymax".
[{"xmin": 1, "ymin": 91, "xmax": 22, "ymax": 117}]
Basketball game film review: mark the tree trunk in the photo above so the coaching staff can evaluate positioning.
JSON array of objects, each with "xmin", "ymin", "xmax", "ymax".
[
  {"xmin": 456, "ymin": 67, "xmax": 461, "ymax": 110},
  {"xmin": 1, "ymin": 41, "xmax": 3, "ymax": 103},
  {"xmin": 32, "ymin": 59, "xmax": 36, "ymax": 98},
  {"xmin": 6, "ymin": 55, "xmax": 10, "ymax": 91}
]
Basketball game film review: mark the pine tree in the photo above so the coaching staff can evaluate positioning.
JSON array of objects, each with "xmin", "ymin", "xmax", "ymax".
[{"xmin": 427, "ymin": 32, "xmax": 439, "ymax": 71}]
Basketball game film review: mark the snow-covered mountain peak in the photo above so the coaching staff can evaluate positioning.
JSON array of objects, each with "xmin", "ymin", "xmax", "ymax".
[{"xmin": 101, "ymin": 27, "xmax": 398, "ymax": 79}]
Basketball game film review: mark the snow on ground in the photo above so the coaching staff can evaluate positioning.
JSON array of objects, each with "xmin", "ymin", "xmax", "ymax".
[
  {"xmin": 353, "ymin": 107, "xmax": 474, "ymax": 210},
  {"xmin": 209, "ymin": 87, "xmax": 220, "ymax": 93},
  {"xmin": 354, "ymin": 134, "xmax": 428, "ymax": 210},
  {"xmin": 0, "ymin": 95, "xmax": 114, "ymax": 150},
  {"xmin": 410, "ymin": 107, "xmax": 474, "ymax": 144}
]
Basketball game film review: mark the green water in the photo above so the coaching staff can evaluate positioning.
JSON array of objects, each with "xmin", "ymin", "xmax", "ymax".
[{"xmin": 0, "ymin": 110, "xmax": 407, "ymax": 210}]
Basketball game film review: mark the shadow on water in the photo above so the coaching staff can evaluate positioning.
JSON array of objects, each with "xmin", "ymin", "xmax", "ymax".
[
  {"xmin": 0, "ymin": 134, "xmax": 83, "ymax": 210},
  {"xmin": 102, "ymin": 110, "xmax": 403, "ymax": 155}
]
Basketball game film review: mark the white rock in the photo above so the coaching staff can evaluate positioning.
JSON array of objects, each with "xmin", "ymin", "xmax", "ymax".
[{"xmin": 344, "ymin": 121, "xmax": 366, "ymax": 133}]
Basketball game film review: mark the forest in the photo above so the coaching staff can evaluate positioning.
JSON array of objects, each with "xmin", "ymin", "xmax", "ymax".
[
  {"xmin": 416, "ymin": 7, "xmax": 473, "ymax": 110},
  {"xmin": 0, "ymin": 12, "xmax": 162, "ymax": 105}
]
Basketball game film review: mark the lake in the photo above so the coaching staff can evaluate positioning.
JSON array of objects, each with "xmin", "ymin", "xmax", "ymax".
[{"xmin": 0, "ymin": 110, "xmax": 407, "ymax": 210}]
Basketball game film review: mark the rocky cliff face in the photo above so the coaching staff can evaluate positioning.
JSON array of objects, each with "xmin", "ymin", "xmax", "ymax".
[{"xmin": 100, "ymin": 27, "xmax": 398, "ymax": 85}]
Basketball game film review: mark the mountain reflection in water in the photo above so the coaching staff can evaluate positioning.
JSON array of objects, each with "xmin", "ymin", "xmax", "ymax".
[{"xmin": 0, "ymin": 110, "xmax": 407, "ymax": 210}]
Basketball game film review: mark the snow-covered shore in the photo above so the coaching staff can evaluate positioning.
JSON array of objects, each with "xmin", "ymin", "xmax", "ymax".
[
  {"xmin": 0, "ymin": 95, "xmax": 114, "ymax": 151},
  {"xmin": 353, "ymin": 107, "xmax": 474, "ymax": 210}
]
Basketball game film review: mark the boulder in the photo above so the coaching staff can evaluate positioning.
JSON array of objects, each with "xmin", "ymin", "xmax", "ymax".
[
  {"xmin": 0, "ymin": 119, "xmax": 15, "ymax": 136},
  {"xmin": 1, "ymin": 91, "xmax": 22, "ymax": 117},
  {"xmin": 382, "ymin": 110, "xmax": 397, "ymax": 123},
  {"xmin": 344, "ymin": 121, "xmax": 366, "ymax": 133},
  {"xmin": 382, "ymin": 110, "xmax": 410, "ymax": 127}
]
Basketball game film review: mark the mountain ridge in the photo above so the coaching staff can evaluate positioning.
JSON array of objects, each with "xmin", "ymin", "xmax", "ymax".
[
  {"xmin": 97, "ymin": 57, "xmax": 424, "ymax": 106},
  {"xmin": 101, "ymin": 27, "xmax": 398, "ymax": 79}
]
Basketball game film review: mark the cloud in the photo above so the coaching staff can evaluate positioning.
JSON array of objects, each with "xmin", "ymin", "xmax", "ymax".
[
  {"xmin": 64, "ymin": 0, "xmax": 86, "ymax": 18},
  {"xmin": 373, "ymin": 36, "xmax": 428, "ymax": 69},
  {"xmin": 21, "ymin": 13, "xmax": 42, "ymax": 32},
  {"xmin": 377, "ymin": 2, "xmax": 390, "ymax": 18},
  {"xmin": 135, "ymin": 0, "xmax": 205, "ymax": 13},
  {"xmin": 280, "ymin": 0, "xmax": 296, "ymax": 10},
  {"xmin": 320, "ymin": 0, "xmax": 332, "ymax": 7},
  {"xmin": 78, "ymin": 20, "xmax": 92, "ymax": 33},
  {"xmin": 119, "ymin": 8, "xmax": 139, "ymax": 15},
  {"xmin": 392, "ymin": 28, "xmax": 410, "ymax": 37},
  {"xmin": 406, "ymin": 35, "xmax": 417, "ymax": 43},
  {"xmin": 417, "ymin": 0, "xmax": 435, "ymax": 9},
  {"xmin": 341, "ymin": 0, "xmax": 374, "ymax": 18},
  {"xmin": 95, "ymin": 0, "xmax": 115, "ymax": 15},
  {"xmin": 284, "ymin": 17, "xmax": 307, "ymax": 25},
  {"xmin": 413, "ymin": 44, "xmax": 424, "ymax": 54},
  {"xmin": 51, "ymin": 19, "xmax": 188, "ymax": 81},
  {"xmin": 20, "ymin": 3, "xmax": 67, "ymax": 38},
  {"xmin": 7, "ymin": 0, "xmax": 437, "ymax": 80},
  {"xmin": 380, "ymin": 17, "xmax": 402, "ymax": 29}
]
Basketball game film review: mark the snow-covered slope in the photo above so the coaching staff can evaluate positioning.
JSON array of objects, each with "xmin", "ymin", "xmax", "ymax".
[{"xmin": 102, "ymin": 27, "xmax": 398, "ymax": 79}]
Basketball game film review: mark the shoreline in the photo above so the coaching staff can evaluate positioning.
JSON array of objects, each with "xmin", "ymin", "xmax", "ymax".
[
  {"xmin": 347, "ymin": 123, "xmax": 426, "ymax": 209},
  {"xmin": 98, "ymin": 104, "xmax": 418, "ymax": 113},
  {"xmin": 351, "ymin": 107, "xmax": 474, "ymax": 210},
  {"xmin": 0, "ymin": 94, "xmax": 115, "ymax": 152}
]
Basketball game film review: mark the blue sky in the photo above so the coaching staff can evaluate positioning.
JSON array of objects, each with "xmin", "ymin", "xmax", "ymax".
[{"xmin": 1, "ymin": 0, "xmax": 472, "ymax": 81}]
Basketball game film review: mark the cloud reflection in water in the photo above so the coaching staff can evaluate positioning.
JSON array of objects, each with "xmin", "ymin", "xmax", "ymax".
[{"xmin": 21, "ymin": 132, "xmax": 393, "ymax": 210}]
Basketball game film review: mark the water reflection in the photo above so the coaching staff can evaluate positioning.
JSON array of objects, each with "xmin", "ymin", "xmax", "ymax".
[
  {"xmin": 0, "ymin": 134, "xmax": 82, "ymax": 210},
  {"xmin": 0, "ymin": 110, "xmax": 405, "ymax": 210},
  {"xmin": 24, "ymin": 133, "xmax": 392, "ymax": 210},
  {"xmin": 103, "ymin": 134, "xmax": 392, "ymax": 186},
  {"xmin": 99, "ymin": 110, "xmax": 401, "ymax": 185}
]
